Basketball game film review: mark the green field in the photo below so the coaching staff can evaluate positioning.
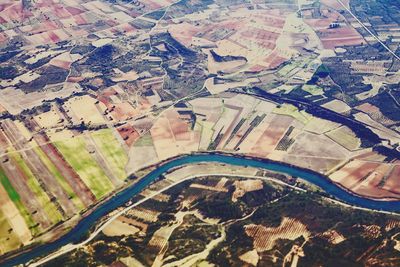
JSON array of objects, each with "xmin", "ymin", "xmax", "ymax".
[
  {"xmin": 273, "ymin": 104, "xmax": 313, "ymax": 125},
  {"xmin": 0, "ymin": 169, "xmax": 37, "ymax": 234},
  {"xmin": 91, "ymin": 129, "xmax": 128, "ymax": 181},
  {"xmin": 0, "ymin": 209, "xmax": 21, "ymax": 255},
  {"xmin": 197, "ymin": 120, "xmax": 215, "ymax": 145},
  {"xmin": 326, "ymin": 126, "xmax": 361, "ymax": 151},
  {"xmin": 54, "ymin": 138, "xmax": 114, "ymax": 199},
  {"xmin": 33, "ymin": 147, "xmax": 85, "ymax": 210},
  {"xmin": 302, "ymin": 84, "xmax": 324, "ymax": 96},
  {"xmin": 133, "ymin": 133, "xmax": 153, "ymax": 147},
  {"xmin": 10, "ymin": 152, "xmax": 63, "ymax": 224}
]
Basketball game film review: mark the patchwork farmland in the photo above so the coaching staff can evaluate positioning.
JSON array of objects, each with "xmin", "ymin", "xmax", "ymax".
[
  {"xmin": 0, "ymin": 0, "xmax": 400, "ymax": 264},
  {"xmin": 0, "ymin": 104, "xmax": 129, "ymax": 255}
]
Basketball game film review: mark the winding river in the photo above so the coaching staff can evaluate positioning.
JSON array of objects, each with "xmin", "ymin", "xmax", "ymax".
[{"xmin": 2, "ymin": 153, "xmax": 400, "ymax": 266}]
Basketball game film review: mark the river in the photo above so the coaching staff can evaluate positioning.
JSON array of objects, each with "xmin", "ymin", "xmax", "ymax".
[{"xmin": 2, "ymin": 153, "xmax": 400, "ymax": 266}]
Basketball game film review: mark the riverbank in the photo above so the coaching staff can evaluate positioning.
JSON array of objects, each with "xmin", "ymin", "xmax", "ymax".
[{"xmin": 2, "ymin": 152, "xmax": 400, "ymax": 266}]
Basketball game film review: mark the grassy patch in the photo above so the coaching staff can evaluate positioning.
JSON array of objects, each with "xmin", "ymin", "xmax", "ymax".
[
  {"xmin": 133, "ymin": 133, "xmax": 153, "ymax": 147},
  {"xmin": 0, "ymin": 169, "xmax": 37, "ymax": 234},
  {"xmin": 33, "ymin": 147, "xmax": 85, "ymax": 210},
  {"xmin": 273, "ymin": 104, "xmax": 313, "ymax": 125},
  {"xmin": 302, "ymin": 85, "xmax": 324, "ymax": 96},
  {"xmin": 10, "ymin": 152, "xmax": 63, "ymax": 224},
  {"xmin": 54, "ymin": 138, "xmax": 114, "ymax": 199},
  {"xmin": 325, "ymin": 126, "xmax": 361, "ymax": 151},
  {"xmin": 91, "ymin": 129, "xmax": 128, "ymax": 181}
]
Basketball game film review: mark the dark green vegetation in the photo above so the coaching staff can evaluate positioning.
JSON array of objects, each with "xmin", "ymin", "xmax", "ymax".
[
  {"xmin": 19, "ymin": 66, "xmax": 68, "ymax": 92},
  {"xmin": 42, "ymin": 176, "xmax": 400, "ymax": 267},
  {"xmin": 0, "ymin": 66, "xmax": 18, "ymax": 79},
  {"xmin": 150, "ymin": 32, "xmax": 208, "ymax": 99},
  {"xmin": 163, "ymin": 215, "xmax": 221, "ymax": 263}
]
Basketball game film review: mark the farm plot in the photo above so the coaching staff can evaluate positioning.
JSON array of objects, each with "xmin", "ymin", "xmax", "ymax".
[
  {"xmin": 289, "ymin": 132, "xmax": 350, "ymax": 162},
  {"xmin": 303, "ymin": 117, "xmax": 339, "ymax": 134},
  {"xmin": 63, "ymin": 95, "xmax": 106, "ymax": 125},
  {"xmin": 325, "ymin": 126, "xmax": 361, "ymax": 151},
  {"xmin": 382, "ymin": 166, "xmax": 400, "ymax": 195},
  {"xmin": 272, "ymin": 104, "xmax": 312, "ymax": 125},
  {"xmin": 102, "ymin": 217, "xmax": 140, "ymax": 237},
  {"xmin": 1, "ymin": 120, "xmax": 77, "ymax": 218},
  {"xmin": 327, "ymin": 160, "xmax": 400, "ymax": 199},
  {"xmin": 0, "ymin": 168, "xmax": 38, "ymax": 233},
  {"xmin": 0, "ymin": 154, "xmax": 52, "ymax": 231},
  {"xmin": 127, "ymin": 134, "xmax": 159, "ymax": 174},
  {"xmin": 33, "ymin": 134, "xmax": 96, "ymax": 207},
  {"xmin": 91, "ymin": 129, "xmax": 128, "ymax": 181},
  {"xmin": 0, "ymin": 209, "xmax": 21, "ymax": 255},
  {"xmin": 33, "ymin": 146, "xmax": 85, "ymax": 211},
  {"xmin": 9, "ymin": 151, "xmax": 63, "ymax": 224},
  {"xmin": 0, "ymin": 182, "xmax": 31, "ymax": 249},
  {"xmin": 250, "ymin": 114, "xmax": 293, "ymax": 157},
  {"xmin": 53, "ymin": 136, "xmax": 114, "ymax": 199}
]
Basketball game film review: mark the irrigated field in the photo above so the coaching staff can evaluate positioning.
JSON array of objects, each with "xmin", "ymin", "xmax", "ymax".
[
  {"xmin": 0, "ymin": 169, "xmax": 37, "ymax": 234},
  {"xmin": 54, "ymin": 137, "xmax": 114, "ymax": 199},
  {"xmin": 9, "ymin": 151, "xmax": 63, "ymax": 224},
  {"xmin": 32, "ymin": 147, "xmax": 85, "ymax": 211},
  {"xmin": 91, "ymin": 129, "xmax": 128, "ymax": 181}
]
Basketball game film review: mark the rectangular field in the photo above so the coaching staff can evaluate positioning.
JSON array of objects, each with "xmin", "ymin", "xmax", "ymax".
[
  {"xmin": 91, "ymin": 129, "xmax": 128, "ymax": 181},
  {"xmin": 54, "ymin": 137, "xmax": 114, "ymax": 199},
  {"xmin": 0, "ymin": 209, "xmax": 21, "ymax": 255},
  {"xmin": 10, "ymin": 151, "xmax": 63, "ymax": 224},
  {"xmin": 33, "ymin": 146, "xmax": 85, "ymax": 211},
  {"xmin": 0, "ymin": 169, "xmax": 37, "ymax": 233}
]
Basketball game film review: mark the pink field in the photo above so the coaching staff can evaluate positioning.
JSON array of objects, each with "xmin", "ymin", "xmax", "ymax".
[
  {"xmin": 305, "ymin": 8, "xmax": 364, "ymax": 49},
  {"xmin": 50, "ymin": 59, "xmax": 71, "ymax": 70},
  {"xmin": 165, "ymin": 110, "xmax": 191, "ymax": 141},
  {"xmin": 66, "ymin": 6, "xmax": 85, "ymax": 16},
  {"xmin": 382, "ymin": 166, "xmax": 400, "ymax": 195},
  {"xmin": 74, "ymin": 14, "xmax": 88, "ymax": 25},
  {"xmin": 53, "ymin": 5, "xmax": 71, "ymax": 19},
  {"xmin": 251, "ymin": 115, "xmax": 293, "ymax": 157},
  {"xmin": 264, "ymin": 51, "xmax": 287, "ymax": 69},
  {"xmin": 0, "ymin": 3, "xmax": 33, "ymax": 23},
  {"xmin": 168, "ymin": 22, "xmax": 200, "ymax": 47},
  {"xmin": 111, "ymin": 103, "xmax": 139, "ymax": 121},
  {"xmin": 329, "ymin": 160, "xmax": 400, "ymax": 199}
]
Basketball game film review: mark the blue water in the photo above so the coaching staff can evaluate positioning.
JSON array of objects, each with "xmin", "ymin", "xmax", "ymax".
[{"xmin": 2, "ymin": 153, "xmax": 400, "ymax": 266}]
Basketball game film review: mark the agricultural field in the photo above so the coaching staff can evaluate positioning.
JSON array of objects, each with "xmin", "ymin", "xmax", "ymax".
[
  {"xmin": 0, "ymin": 0, "xmax": 400, "ymax": 264},
  {"xmin": 53, "ymin": 135, "xmax": 115, "ymax": 199}
]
